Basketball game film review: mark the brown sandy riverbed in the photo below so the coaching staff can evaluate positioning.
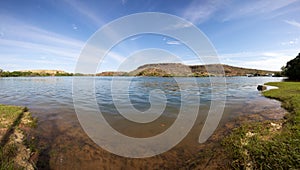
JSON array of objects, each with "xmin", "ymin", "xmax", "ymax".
[{"xmin": 30, "ymin": 97, "xmax": 286, "ymax": 169}]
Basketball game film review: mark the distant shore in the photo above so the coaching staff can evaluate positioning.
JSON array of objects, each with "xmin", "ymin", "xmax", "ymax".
[{"xmin": 0, "ymin": 63, "xmax": 281, "ymax": 78}]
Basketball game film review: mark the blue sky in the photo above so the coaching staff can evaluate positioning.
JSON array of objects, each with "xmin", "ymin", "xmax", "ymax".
[{"xmin": 0, "ymin": 0, "xmax": 300, "ymax": 72}]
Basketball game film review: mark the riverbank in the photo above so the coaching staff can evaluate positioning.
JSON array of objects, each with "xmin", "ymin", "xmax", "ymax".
[
  {"xmin": 223, "ymin": 82, "xmax": 300, "ymax": 169},
  {"xmin": 0, "ymin": 104, "xmax": 37, "ymax": 169}
]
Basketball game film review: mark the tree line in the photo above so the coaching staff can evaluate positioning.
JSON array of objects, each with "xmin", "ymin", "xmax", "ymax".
[{"xmin": 0, "ymin": 70, "xmax": 74, "ymax": 77}]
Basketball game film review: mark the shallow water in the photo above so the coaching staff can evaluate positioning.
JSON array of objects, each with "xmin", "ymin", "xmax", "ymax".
[{"xmin": 0, "ymin": 76, "xmax": 286, "ymax": 169}]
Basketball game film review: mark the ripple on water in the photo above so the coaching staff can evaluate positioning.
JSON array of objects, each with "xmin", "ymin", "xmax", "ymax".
[{"xmin": 0, "ymin": 76, "xmax": 285, "ymax": 168}]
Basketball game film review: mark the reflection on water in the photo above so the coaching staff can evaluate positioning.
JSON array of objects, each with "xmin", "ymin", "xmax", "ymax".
[{"xmin": 0, "ymin": 76, "xmax": 286, "ymax": 169}]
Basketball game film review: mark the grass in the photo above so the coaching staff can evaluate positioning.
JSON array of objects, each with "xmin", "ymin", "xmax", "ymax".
[
  {"xmin": 0, "ymin": 105, "xmax": 24, "ymax": 169},
  {"xmin": 0, "ymin": 104, "xmax": 37, "ymax": 169},
  {"xmin": 0, "ymin": 144, "xmax": 18, "ymax": 170},
  {"xmin": 222, "ymin": 82, "xmax": 300, "ymax": 169},
  {"xmin": 0, "ymin": 105, "xmax": 24, "ymax": 127}
]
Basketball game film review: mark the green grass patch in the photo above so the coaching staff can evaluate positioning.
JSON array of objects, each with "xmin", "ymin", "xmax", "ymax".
[
  {"xmin": 0, "ymin": 104, "xmax": 36, "ymax": 169},
  {"xmin": 0, "ymin": 144, "xmax": 19, "ymax": 170},
  {"xmin": 223, "ymin": 82, "xmax": 300, "ymax": 169},
  {"xmin": 0, "ymin": 105, "xmax": 24, "ymax": 169},
  {"xmin": 0, "ymin": 105, "xmax": 25, "ymax": 124}
]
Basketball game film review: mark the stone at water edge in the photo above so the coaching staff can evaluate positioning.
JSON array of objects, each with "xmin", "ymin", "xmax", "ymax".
[{"xmin": 257, "ymin": 85, "xmax": 267, "ymax": 91}]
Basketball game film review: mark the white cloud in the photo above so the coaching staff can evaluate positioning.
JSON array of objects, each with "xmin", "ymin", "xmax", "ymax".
[
  {"xmin": 114, "ymin": 48, "xmax": 181, "ymax": 72},
  {"xmin": 163, "ymin": 22, "xmax": 193, "ymax": 30},
  {"xmin": 62, "ymin": 0, "xmax": 104, "ymax": 27},
  {"xmin": 0, "ymin": 16, "xmax": 85, "ymax": 71},
  {"xmin": 130, "ymin": 36, "xmax": 142, "ymax": 41},
  {"xmin": 285, "ymin": 20, "xmax": 300, "ymax": 29},
  {"xmin": 0, "ymin": 39, "xmax": 79, "ymax": 59},
  {"xmin": 182, "ymin": 0, "xmax": 224, "ymax": 24},
  {"xmin": 180, "ymin": 50, "xmax": 298, "ymax": 71},
  {"xmin": 183, "ymin": 59, "xmax": 202, "ymax": 65},
  {"xmin": 280, "ymin": 38, "xmax": 299, "ymax": 46},
  {"xmin": 166, "ymin": 40, "xmax": 181, "ymax": 45},
  {"xmin": 180, "ymin": 0, "xmax": 299, "ymax": 28},
  {"xmin": 106, "ymin": 51, "xmax": 126, "ymax": 63},
  {"xmin": 219, "ymin": 50, "xmax": 298, "ymax": 71},
  {"xmin": 0, "ymin": 16, "xmax": 84, "ymax": 49},
  {"xmin": 181, "ymin": 0, "xmax": 298, "ymax": 23},
  {"xmin": 223, "ymin": 0, "xmax": 298, "ymax": 21},
  {"xmin": 121, "ymin": 0, "xmax": 127, "ymax": 5},
  {"xmin": 72, "ymin": 24, "xmax": 78, "ymax": 30}
]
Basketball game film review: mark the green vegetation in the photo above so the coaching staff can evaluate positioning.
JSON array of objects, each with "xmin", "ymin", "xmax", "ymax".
[
  {"xmin": 0, "ymin": 105, "xmax": 24, "ymax": 169},
  {"xmin": 136, "ymin": 68, "xmax": 172, "ymax": 77},
  {"xmin": 282, "ymin": 53, "xmax": 300, "ymax": 80},
  {"xmin": 54, "ymin": 72, "xmax": 74, "ymax": 76},
  {"xmin": 0, "ymin": 143, "xmax": 18, "ymax": 170},
  {"xmin": 223, "ymin": 82, "xmax": 300, "ymax": 169},
  {"xmin": 0, "ymin": 104, "xmax": 37, "ymax": 169},
  {"xmin": 192, "ymin": 72, "xmax": 211, "ymax": 77},
  {"xmin": 0, "ymin": 70, "xmax": 74, "ymax": 77},
  {"xmin": 0, "ymin": 71, "xmax": 42, "ymax": 77}
]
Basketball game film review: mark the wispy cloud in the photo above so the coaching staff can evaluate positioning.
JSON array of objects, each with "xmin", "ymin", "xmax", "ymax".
[
  {"xmin": 121, "ymin": 0, "xmax": 128, "ymax": 5},
  {"xmin": 219, "ymin": 50, "xmax": 297, "ymax": 71},
  {"xmin": 280, "ymin": 38, "xmax": 299, "ymax": 46},
  {"xmin": 181, "ymin": 0, "xmax": 225, "ymax": 24},
  {"xmin": 72, "ymin": 24, "xmax": 78, "ymax": 30},
  {"xmin": 183, "ymin": 59, "xmax": 202, "ymax": 65},
  {"xmin": 223, "ymin": 0, "xmax": 298, "ymax": 21},
  {"xmin": 285, "ymin": 20, "xmax": 300, "ymax": 28},
  {"xmin": 181, "ymin": 0, "xmax": 298, "ymax": 24},
  {"xmin": 62, "ymin": 0, "xmax": 104, "ymax": 27},
  {"xmin": 130, "ymin": 36, "xmax": 142, "ymax": 41},
  {"xmin": 162, "ymin": 22, "xmax": 193, "ymax": 31},
  {"xmin": 106, "ymin": 51, "xmax": 126, "ymax": 63},
  {"xmin": 0, "ymin": 16, "xmax": 84, "ymax": 71},
  {"xmin": 0, "ymin": 16, "xmax": 83, "ymax": 48},
  {"xmin": 166, "ymin": 40, "xmax": 181, "ymax": 45},
  {"xmin": 0, "ymin": 39, "xmax": 80, "ymax": 58},
  {"xmin": 182, "ymin": 49, "xmax": 298, "ymax": 71}
]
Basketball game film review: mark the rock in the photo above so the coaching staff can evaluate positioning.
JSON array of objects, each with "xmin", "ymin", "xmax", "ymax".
[{"xmin": 257, "ymin": 85, "xmax": 267, "ymax": 91}]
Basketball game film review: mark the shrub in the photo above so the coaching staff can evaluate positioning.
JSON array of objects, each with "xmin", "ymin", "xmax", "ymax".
[{"xmin": 284, "ymin": 53, "xmax": 300, "ymax": 80}]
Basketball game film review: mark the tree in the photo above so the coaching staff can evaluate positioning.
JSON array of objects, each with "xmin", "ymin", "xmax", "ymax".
[{"xmin": 284, "ymin": 53, "xmax": 300, "ymax": 80}]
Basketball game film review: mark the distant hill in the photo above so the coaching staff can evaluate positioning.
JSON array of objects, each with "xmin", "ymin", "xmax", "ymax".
[
  {"xmin": 189, "ymin": 64, "xmax": 277, "ymax": 77},
  {"xmin": 2, "ymin": 64, "xmax": 278, "ymax": 77},
  {"xmin": 97, "ymin": 63, "xmax": 278, "ymax": 77},
  {"xmin": 129, "ymin": 63, "xmax": 191, "ymax": 76}
]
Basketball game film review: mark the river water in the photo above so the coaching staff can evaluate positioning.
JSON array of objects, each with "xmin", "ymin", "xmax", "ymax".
[{"xmin": 0, "ymin": 76, "xmax": 286, "ymax": 169}]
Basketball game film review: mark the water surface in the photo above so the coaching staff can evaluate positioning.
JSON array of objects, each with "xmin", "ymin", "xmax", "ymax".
[{"xmin": 0, "ymin": 76, "xmax": 286, "ymax": 169}]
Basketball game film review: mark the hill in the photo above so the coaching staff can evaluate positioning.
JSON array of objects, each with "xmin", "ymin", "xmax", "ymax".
[
  {"xmin": 97, "ymin": 63, "xmax": 278, "ymax": 77},
  {"xmin": 128, "ymin": 63, "xmax": 191, "ymax": 76},
  {"xmin": 96, "ymin": 71, "xmax": 127, "ymax": 76},
  {"xmin": 189, "ymin": 64, "xmax": 276, "ymax": 77}
]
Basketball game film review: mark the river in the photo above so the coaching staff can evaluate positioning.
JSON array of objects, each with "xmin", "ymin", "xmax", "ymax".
[{"xmin": 0, "ymin": 76, "xmax": 286, "ymax": 169}]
